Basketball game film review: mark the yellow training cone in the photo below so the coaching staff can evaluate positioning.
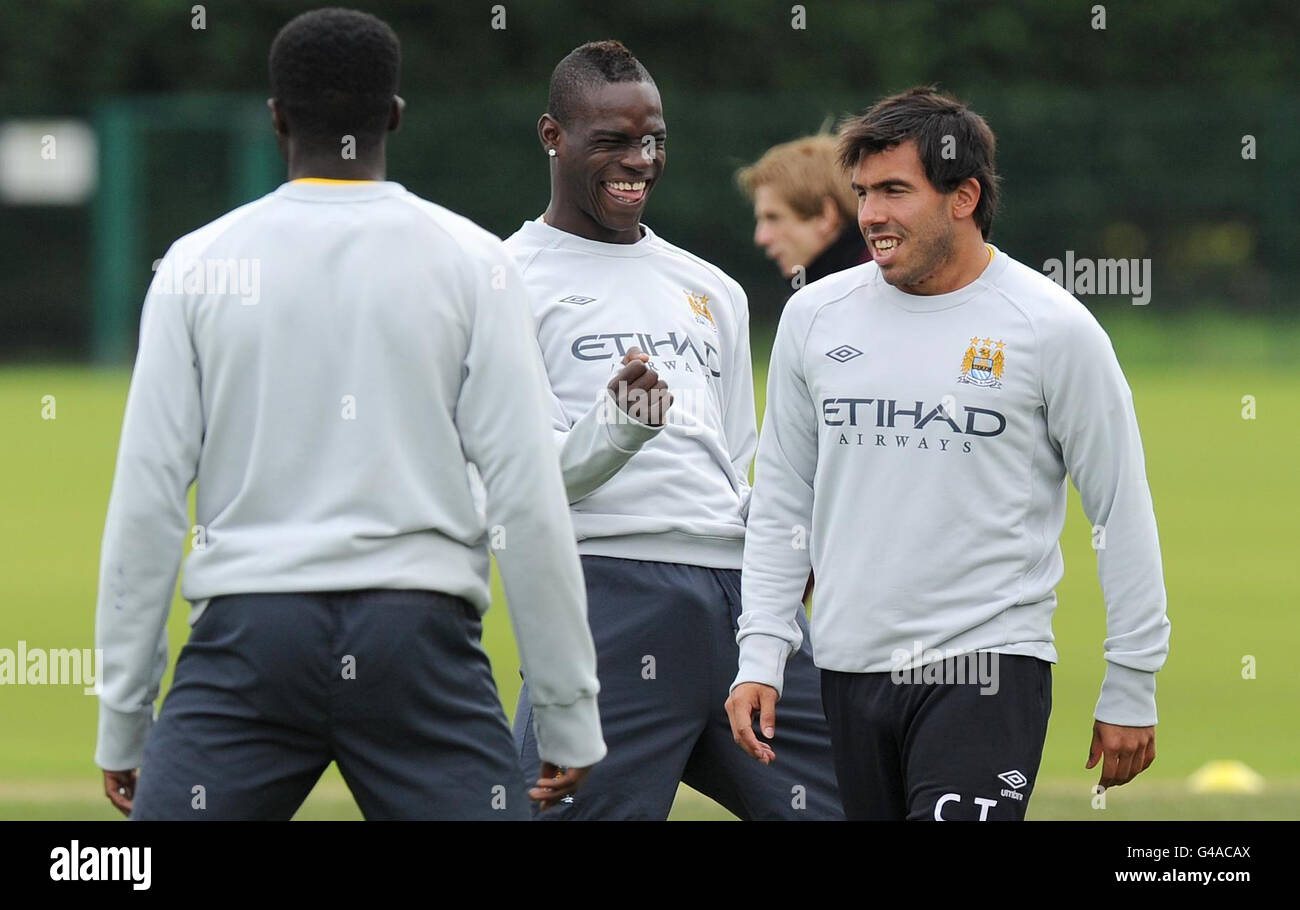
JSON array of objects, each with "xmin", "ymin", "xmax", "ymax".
[{"xmin": 1188, "ymin": 760, "xmax": 1265, "ymax": 794}]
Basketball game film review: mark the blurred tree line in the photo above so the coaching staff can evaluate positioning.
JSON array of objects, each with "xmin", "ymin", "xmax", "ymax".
[{"xmin": 1, "ymin": 0, "xmax": 1297, "ymax": 359}]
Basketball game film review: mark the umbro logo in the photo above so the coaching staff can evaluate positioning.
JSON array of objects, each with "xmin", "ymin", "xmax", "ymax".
[
  {"xmin": 997, "ymin": 770, "xmax": 1027, "ymax": 790},
  {"xmin": 997, "ymin": 769, "xmax": 1027, "ymax": 801},
  {"xmin": 559, "ymin": 295, "xmax": 596, "ymax": 305},
  {"xmin": 826, "ymin": 345, "xmax": 863, "ymax": 363}
]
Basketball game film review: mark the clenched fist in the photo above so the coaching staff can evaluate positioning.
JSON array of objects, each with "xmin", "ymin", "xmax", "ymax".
[{"xmin": 607, "ymin": 346, "xmax": 673, "ymax": 427}]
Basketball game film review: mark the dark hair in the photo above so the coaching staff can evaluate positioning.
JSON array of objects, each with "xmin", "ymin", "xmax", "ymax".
[
  {"xmin": 548, "ymin": 40, "xmax": 655, "ymax": 127},
  {"xmin": 837, "ymin": 86, "xmax": 1000, "ymax": 238},
  {"xmin": 269, "ymin": 8, "xmax": 401, "ymax": 147}
]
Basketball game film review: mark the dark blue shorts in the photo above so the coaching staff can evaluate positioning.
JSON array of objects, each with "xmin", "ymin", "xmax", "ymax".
[
  {"xmin": 130, "ymin": 589, "xmax": 528, "ymax": 820},
  {"xmin": 514, "ymin": 555, "xmax": 843, "ymax": 820},
  {"xmin": 821, "ymin": 653, "xmax": 1053, "ymax": 820}
]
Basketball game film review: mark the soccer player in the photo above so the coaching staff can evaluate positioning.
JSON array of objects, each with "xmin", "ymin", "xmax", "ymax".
[
  {"xmin": 505, "ymin": 41, "xmax": 842, "ymax": 820},
  {"xmin": 737, "ymin": 133, "xmax": 870, "ymax": 288},
  {"xmin": 726, "ymin": 87, "xmax": 1171, "ymax": 820},
  {"xmin": 94, "ymin": 8, "xmax": 603, "ymax": 821}
]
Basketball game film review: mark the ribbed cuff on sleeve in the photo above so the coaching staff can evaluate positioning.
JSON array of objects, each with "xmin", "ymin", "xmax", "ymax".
[
  {"xmin": 731, "ymin": 633, "xmax": 794, "ymax": 700},
  {"xmin": 95, "ymin": 704, "xmax": 154, "ymax": 771},
  {"xmin": 1094, "ymin": 663, "xmax": 1158, "ymax": 727},
  {"xmin": 531, "ymin": 694, "xmax": 607, "ymax": 769}
]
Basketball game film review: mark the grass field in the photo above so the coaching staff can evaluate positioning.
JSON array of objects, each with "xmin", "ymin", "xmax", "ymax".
[{"xmin": 1, "ymin": 313, "xmax": 1296, "ymax": 820}]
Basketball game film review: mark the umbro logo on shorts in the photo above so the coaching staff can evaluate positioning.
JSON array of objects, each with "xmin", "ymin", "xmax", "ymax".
[
  {"xmin": 998, "ymin": 769, "xmax": 1027, "ymax": 789},
  {"xmin": 560, "ymin": 294, "xmax": 597, "ymax": 305},
  {"xmin": 826, "ymin": 345, "xmax": 862, "ymax": 363},
  {"xmin": 997, "ymin": 769, "xmax": 1028, "ymax": 800}
]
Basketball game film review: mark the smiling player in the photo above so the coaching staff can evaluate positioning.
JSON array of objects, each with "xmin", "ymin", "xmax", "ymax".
[
  {"xmin": 726, "ymin": 87, "xmax": 1170, "ymax": 820},
  {"xmin": 509, "ymin": 41, "xmax": 841, "ymax": 820}
]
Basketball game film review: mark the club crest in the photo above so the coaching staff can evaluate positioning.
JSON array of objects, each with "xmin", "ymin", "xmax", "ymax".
[
  {"xmin": 686, "ymin": 291, "xmax": 716, "ymax": 330},
  {"xmin": 957, "ymin": 337, "xmax": 1005, "ymax": 389}
]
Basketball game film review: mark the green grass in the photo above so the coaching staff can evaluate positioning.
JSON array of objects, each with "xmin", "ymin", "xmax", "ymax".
[
  {"xmin": 1, "ymin": 318, "xmax": 1297, "ymax": 819},
  {"xmin": 5, "ymin": 775, "xmax": 1300, "ymax": 821}
]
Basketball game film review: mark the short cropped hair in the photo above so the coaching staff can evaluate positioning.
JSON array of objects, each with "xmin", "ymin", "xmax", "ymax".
[
  {"xmin": 269, "ymin": 8, "xmax": 401, "ymax": 147},
  {"xmin": 736, "ymin": 133, "xmax": 858, "ymax": 227},
  {"xmin": 837, "ymin": 87, "xmax": 1000, "ymax": 238},
  {"xmin": 548, "ymin": 40, "xmax": 654, "ymax": 127}
]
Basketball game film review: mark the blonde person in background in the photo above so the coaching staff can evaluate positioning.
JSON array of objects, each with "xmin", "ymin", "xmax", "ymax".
[
  {"xmin": 737, "ymin": 133, "xmax": 868, "ymax": 603},
  {"xmin": 737, "ymin": 133, "xmax": 870, "ymax": 292}
]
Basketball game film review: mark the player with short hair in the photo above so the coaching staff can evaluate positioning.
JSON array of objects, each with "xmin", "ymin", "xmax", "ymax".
[
  {"xmin": 726, "ymin": 87, "xmax": 1170, "ymax": 820},
  {"xmin": 94, "ymin": 7, "xmax": 603, "ymax": 821},
  {"xmin": 737, "ymin": 132, "xmax": 871, "ymax": 605},
  {"xmin": 507, "ymin": 40, "xmax": 842, "ymax": 820},
  {"xmin": 737, "ymin": 133, "xmax": 869, "ymax": 286}
]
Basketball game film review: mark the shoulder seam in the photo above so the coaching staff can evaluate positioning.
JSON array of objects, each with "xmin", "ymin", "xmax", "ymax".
[
  {"xmin": 165, "ymin": 193, "xmax": 280, "ymax": 346},
  {"xmin": 389, "ymin": 191, "xmax": 492, "ymax": 259},
  {"xmin": 797, "ymin": 270, "xmax": 877, "ymax": 364},
  {"xmin": 390, "ymin": 192, "xmax": 505, "ymax": 307},
  {"xmin": 511, "ymin": 230, "xmax": 566, "ymax": 278},
  {"xmin": 648, "ymin": 241, "xmax": 744, "ymax": 320},
  {"xmin": 174, "ymin": 194, "xmax": 279, "ymax": 263},
  {"xmin": 978, "ymin": 269, "xmax": 1047, "ymax": 408},
  {"xmin": 800, "ymin": 295, "xmax": 844, "ymax": 367}
]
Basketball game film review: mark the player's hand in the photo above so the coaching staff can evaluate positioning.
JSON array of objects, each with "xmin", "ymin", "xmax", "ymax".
[
  {"xmin": 1086, "ymin": 720, "xmax": 1155, "ymax": 789},
  {"xmin": 102, "ymin": 768, "xmax": 137, "ymax": 817},
  {"xmin": 529, "ymin": 762, "xmax": 591, "ymax": 811},
  {"xmin": 725, "ymin": 682, "xmax": 778, "ymax": 765},
  {"xmin": 607, "ymin": 346, "xmax": 672, "ymax": 427}
]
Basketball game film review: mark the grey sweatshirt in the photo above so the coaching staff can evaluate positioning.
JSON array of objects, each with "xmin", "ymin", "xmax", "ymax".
[
  {"xmin": 94, "ymin": 180, "xmax": 604, "ymax": 771},
  {"xmin": 503, "ymin": 219, "xmax": 756, "ymax": 568},
  {"xmin": 734, "ymin": 247, "xmax": 1170, "ymax": 726}
]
